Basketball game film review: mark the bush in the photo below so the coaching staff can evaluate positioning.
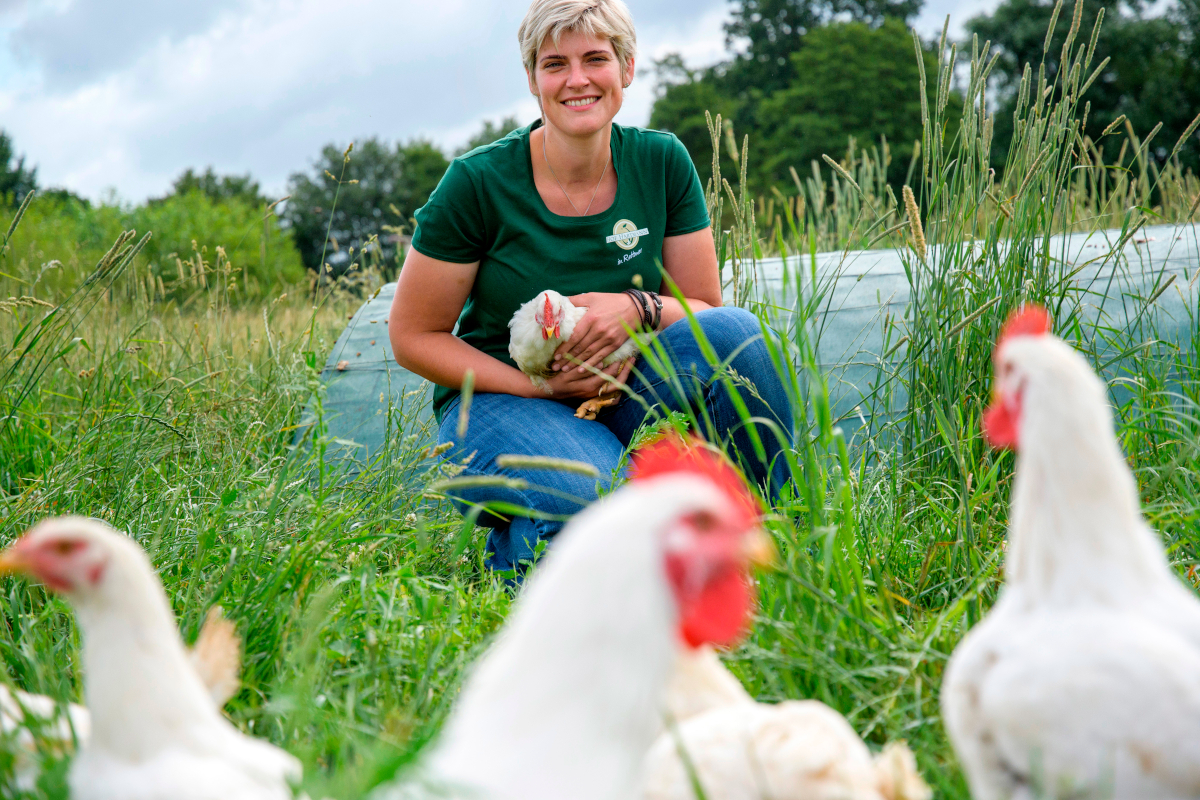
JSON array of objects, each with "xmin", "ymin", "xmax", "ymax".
[{"xmin": 129, "ymin": 190, "xmax": 304, "ymax": 295}]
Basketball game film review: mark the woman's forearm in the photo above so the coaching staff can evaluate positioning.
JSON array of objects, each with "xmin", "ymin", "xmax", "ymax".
[
  {"xmin": 657, "ymin": 295, "xmax": 718, "ymax": 330},
  {"xmin": 393, "ymin": 330, "xmax": 539, "ymax": 398}
]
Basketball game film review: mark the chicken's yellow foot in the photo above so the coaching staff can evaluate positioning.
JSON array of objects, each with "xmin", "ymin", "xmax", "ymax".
[{"xmin": 574, "ymin": 394, "xmax": 621, "ymax": 420}]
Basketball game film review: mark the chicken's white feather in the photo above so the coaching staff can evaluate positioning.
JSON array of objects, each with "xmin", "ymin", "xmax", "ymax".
[
  {"xmin": 641, "ymin": 700, "xmax": 922, "ymax": 800},
  {"xmin": 376, "ymin": 473, "xmax": 740, "ymax": 800},
  {"xmin": 12, "ymin": 518, "xmax": 301, "ymax": 800},
  {"xmin": 942, "ymin": 330, "xmax": 1200, "ymax": 800}
]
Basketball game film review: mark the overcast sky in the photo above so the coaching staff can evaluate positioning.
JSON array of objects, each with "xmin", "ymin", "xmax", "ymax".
[{"xmin": 0, "ymin": 0, "xmax": 999, "ymax": 204}]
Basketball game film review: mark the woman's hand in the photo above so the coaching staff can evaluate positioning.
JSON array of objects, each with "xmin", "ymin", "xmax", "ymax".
[
  {"xmin": 539, "ymin": 356, "xmax": 635, "ymax": 400},
  {"xmin": 552, "ymin": 292, "xmax": 641, "ymax": 373}
]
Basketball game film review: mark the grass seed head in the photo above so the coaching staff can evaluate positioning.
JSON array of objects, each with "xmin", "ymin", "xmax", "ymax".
[{"xmin": 902, "ymin": 185, "xmax": 926, "ymax": 260}]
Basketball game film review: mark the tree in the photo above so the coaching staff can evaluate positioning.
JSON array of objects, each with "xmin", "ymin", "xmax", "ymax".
[
  {"xmin": 649, "ymin": 55, "xmax": 742, "ymax": 190},
  {"xmin": 130, "ymin": 191, "xmax": 305, "ymax": 293},
  {"xmin": 163, "ymin": 167, "xmax": 270, "ymax": 207},
  {"xmin": 723, "ymin": 0, "xmax": 923, "ymax": 93},
  {"xmin": 967, "ymin": 0, "xmax": 1196, "ymax": 171},
  {"xmin": 283, "ymin": 138, "xmax": 449, "ymax": 274},
  {"xmin": 0, "ymin": 131, "xmax": 37, "ymax": 207},
  {"xmin": 458, "ymin": 116, "xmax": 523, "ymax": 156},
  {"xmin": 650, "ymin": 0, "xmax": 929, "ymax": 190},
  {"xmin": 755, "ymin": 19, "xmax": 943, "ymax": 187}
]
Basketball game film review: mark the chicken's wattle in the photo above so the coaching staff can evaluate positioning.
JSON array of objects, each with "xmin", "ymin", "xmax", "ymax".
[{"xmin": 982, "ymin": 393, "xmax": 1020, "ymax": 450}]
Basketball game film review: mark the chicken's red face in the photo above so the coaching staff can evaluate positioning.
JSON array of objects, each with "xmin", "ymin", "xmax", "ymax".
[
  {"xmin": 631, "ymin": 438, "xmax": 774, "ymax": 649},
  {"xmin": 0, "ymin": 522, "xmax": 110, "ymax": 594},
  {"xmin": 983, "ymin": 305, "xmax": 1052, "ymax": 451},
  {"xmin": 539, "ymin": 293, "xmax": 562, "ymax": 341}
]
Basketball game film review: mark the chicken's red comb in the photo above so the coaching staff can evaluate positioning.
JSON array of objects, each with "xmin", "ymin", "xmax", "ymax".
[
  {"xmin": 543, "ymin": 292, "xmax": 554, "ymax": 317},
  {"xmin": 998, "ymin": 304, "xmax": 1052, "ymax": 346},
  {"xmin": 630, "ymin": 436, "xmax": 762, "ymax": 527}
]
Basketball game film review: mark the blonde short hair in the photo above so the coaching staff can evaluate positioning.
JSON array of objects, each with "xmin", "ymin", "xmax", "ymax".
[{"xmin": 518, "ymin": 0, "xmax": 637, "ymax": 78}]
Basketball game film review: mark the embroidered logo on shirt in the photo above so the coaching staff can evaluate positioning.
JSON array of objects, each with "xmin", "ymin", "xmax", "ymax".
[{"xmin": 607, "ymin": 219, "xmax": 648, "ymax": 251}]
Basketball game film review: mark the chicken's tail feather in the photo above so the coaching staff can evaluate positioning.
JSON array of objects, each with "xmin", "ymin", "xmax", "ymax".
[
  {"xmin": 189, "ymin": 606, "xmax": 242, "ymax": 708},
  {"xmin": 874, "ymin": 740, "xmax": 932, "ymax": 800}
]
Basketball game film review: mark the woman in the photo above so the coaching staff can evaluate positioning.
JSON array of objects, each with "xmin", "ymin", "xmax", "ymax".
[{"xmin": 389, "ymin": 0, "xmax": 793, "ymax": 573}]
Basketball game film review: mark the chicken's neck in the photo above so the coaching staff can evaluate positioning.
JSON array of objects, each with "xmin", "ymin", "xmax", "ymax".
[
  {"xmin": 1004, "ymin": 411, "xmax": 1172, "ymax": 609},
  {"xmin": 77, "ymin": 564, "xmax": 223, "ymax": 758},
  {"xmin": 428, "ymin": 487, "xmax": 681, "ymax": 800}
]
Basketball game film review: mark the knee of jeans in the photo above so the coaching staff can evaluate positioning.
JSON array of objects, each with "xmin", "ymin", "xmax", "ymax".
[
  {"xmin": 525, "ymin": 469, "xmax": 613, "ymax": 510},
  {"xmin": 696, "ymin": 307, "xmax": 764, "ymax": 358}
]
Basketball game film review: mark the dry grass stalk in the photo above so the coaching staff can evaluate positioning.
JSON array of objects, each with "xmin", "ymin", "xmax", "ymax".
[{"xmin": 903, "ymin": 185, "xmax": 926, "ymax": 260}]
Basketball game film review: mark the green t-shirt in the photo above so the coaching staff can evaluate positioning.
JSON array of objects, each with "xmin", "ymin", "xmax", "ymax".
[{"xmin": 411, "ymin": 121, "xmax": 711, "ymax": 422}]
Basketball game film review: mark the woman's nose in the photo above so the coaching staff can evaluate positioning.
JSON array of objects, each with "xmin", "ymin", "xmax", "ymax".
[{"xmin": 566, "ymin": 62, "xmax": 589, "ymax": 88}]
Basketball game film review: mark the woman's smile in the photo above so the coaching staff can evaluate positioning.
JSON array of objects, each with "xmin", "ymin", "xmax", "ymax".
[{"xmin": 530, "ymin": 29, "xmax": 628, "ymax": 138}]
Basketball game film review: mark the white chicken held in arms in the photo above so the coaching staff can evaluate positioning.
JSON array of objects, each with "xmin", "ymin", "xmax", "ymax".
[
  {"xmin": 641, "ymin": 626, "xmax": 930, "ymax": 800},
  {"xmin": 942, "ymin": 306, "xmax": 1200, "ymax": 800},
  {"xmin": 508, "ymin": 289, "xmax": 649, "ymax": 420},
  {"xmin": 0, "ymin": 518, "xmax": 302, "ymax": 800},
  {"xmin": 376, "ymin": 438, "xmax": 773, "ymax": 800}
]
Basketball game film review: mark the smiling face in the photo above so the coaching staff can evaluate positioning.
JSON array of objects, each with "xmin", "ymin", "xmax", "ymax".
[{"xmin": 527, "ymin": 28, "xmax": 632, "ymax": 138}]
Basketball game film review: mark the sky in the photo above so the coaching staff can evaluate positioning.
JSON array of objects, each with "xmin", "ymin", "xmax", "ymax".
[{"xmin": 0, "ymin": 0, "xmax": 1000, "ymax": 204}]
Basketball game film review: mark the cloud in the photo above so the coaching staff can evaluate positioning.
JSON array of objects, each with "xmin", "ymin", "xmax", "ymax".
[
  {"xmin": 1, "ymin": 0, "xmax": 994, "ymax": 204},
  {"xmin": 9, "ymin": 0, "xmax": 248, "ymax": 91},
  {"xmin": 0, "ymin": 0, "xmax": 733, "ymax": 202}
]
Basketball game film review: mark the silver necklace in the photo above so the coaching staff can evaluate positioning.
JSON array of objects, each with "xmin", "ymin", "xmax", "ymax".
[{"xmin": 542, "ymin": 129, "xmax": 609, "ymax": 216}]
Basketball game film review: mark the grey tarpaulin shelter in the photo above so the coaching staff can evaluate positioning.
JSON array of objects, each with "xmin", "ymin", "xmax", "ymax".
[{"xmin": 297, "ymin": 222, "xmax": 1199, "ymax": 468}]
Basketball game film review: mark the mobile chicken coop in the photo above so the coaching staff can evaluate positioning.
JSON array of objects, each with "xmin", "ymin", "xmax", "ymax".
[{"xmin": 297, "ymin": 222, "xmax": 1200, "ymax": 470}]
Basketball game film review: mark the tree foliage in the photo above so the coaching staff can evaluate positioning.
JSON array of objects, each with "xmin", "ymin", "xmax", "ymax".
[
  {"xmin": 130, "ymin": 191, "xmax": 305, "ymax": 292},
  {"xmin": 967, "ymin": 0, "xmax": 1200, "ymax": 171},
  {"xmin": 283, "ymin": 138, "xmax": 449, "ymax": 274},
  {"xmin": 457, "ymin": 116, "xmax": 523, "ymax": 156},
  {"xmin": 163, "ymin": 167, "xmax": 271, "ymax": 207},
  {"xmin": 723, "ymin": 0, "xmax": 922, "ymax": 92},
  {"xmin": 651, "ymin": 13, "xmax": 940, "ymax": 192},
  {"xmin": 0, "ymin": 130, "xmax": 37, "ymax": 207},
  {"xmin": 755, "ymin": 20, "xmax": 942, "ymax": 187}
]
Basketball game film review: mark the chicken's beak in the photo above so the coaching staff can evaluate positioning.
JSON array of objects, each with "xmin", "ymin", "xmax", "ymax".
[
  {"xmin": 542, "ymin": 325, "xmax": 555, "ymax": 340},
  {"xmin": 0, "ymin": 542, "xmax": 31, "ymax": 576},
  {"xmin": 741, "ymin": 528, "xmax": 777, "ymax": 568}
]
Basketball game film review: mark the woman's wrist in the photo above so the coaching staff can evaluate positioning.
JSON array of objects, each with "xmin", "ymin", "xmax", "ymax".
[
  {"xmin": 621, "ymin": 291, "xmax": 643, "ymax": 328},
  {"xmin": 622, "ymin": 288, "xmax": 664, "ymax": 331},
  {"xmin": 622, "ymin": 289, "xmax": 651, "ymax": 331}
]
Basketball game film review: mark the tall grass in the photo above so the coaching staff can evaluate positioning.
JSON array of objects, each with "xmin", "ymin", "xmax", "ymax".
[
  {"xmin": 702, "ymin": 6, "xmax": 1200, "ymax": 798},
  {"xmin": 0, "ymin": 4, "xmax": 1198, "ymax": 799},
  {"xmin": 0, "ymin": 202, "xmax": 513, "ymax": 797}
]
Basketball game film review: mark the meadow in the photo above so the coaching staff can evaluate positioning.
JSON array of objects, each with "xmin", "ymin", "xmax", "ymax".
[{"xmin": 2, "ymin": 5, "xmax": 1200, "ymax": 798}]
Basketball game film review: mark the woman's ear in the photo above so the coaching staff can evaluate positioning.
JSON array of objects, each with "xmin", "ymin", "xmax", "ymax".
[
  {"xmin": 622, "ymin": 56, "xmax": 636, "ymax": 88},
  {"xmin": 526, "ymin": 68, "xmax": 538, "ymax": 97}
]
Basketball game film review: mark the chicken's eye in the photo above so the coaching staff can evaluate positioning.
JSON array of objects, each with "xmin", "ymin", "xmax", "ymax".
[
  {"xmin": 53, "ymin": 541, "xmax": 81, "ymax": 556},
  {"xmin": 685, "ymin": 510, "xmax": 719, "ymax": 535}
]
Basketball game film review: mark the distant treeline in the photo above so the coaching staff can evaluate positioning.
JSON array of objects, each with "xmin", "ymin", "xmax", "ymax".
[{"xmin": 653, "ymin": 0, "xmax": 1200, "ymax": 192}]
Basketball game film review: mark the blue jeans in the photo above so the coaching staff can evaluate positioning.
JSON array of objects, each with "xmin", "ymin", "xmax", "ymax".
[{"xmin": 437, "ymin": 307, "xmax": 794, "ymax": 572}]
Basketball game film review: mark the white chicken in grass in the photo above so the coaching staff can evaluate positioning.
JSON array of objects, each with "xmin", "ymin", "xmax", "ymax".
[
  {"xmin": 376, "ymin": 437, "xmax": 774, "ymax": 800},
  {"xmin": 0, "ymin": 517, "xmax": 302, "ymax": 800},
  {"xmin": 942, "ymin": 305, "xmax": 1200, "ymax": 800},
  {"xmin": 641, "ymin": 638, "xmax": 930, "ymax": 800},
  {"xmin": 0, "ymin": 606, "xmax": 241, "ymax": 792},
  {"xmin": 508, "ymin": 289, "xmax": 650, "ymax": 420}
]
